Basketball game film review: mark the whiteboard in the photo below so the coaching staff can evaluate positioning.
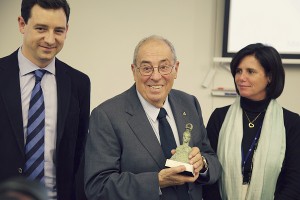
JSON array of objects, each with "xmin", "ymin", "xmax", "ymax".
[{"xmin": 223, "ymin": 0, "xmax": 300, "ymax": 59}]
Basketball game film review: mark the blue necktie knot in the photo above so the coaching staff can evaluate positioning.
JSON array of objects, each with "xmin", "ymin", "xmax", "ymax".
[
  {"xmin": 158, "ymin": 107, "xmax": 167, "ymax": 119},
  {"xmin": 34, "ymin": 69, "xmax": 46, "ymax": 82}
]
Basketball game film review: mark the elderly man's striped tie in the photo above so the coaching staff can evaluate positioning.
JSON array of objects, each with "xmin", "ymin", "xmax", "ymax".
[{"xmin": 24, "ymin": 69, "xmax": 46, "ymax": 183}]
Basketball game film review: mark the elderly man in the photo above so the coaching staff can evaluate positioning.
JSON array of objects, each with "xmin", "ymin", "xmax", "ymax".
[{"xmin": 85, "ymin": 35, "xmax": 220, "ymax": 200}]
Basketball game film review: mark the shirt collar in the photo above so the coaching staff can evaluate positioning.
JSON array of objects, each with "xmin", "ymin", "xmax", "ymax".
[
  {"xmin": 18, "ymin": 47, "xmax": 56, "ymax": 76},
  {"xmin": 136, "ymin": 89, "xmax": 172, "ymax": 122}
]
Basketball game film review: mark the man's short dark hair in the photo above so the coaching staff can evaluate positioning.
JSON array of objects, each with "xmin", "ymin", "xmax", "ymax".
[{"xmin": 21, "ymin": 0, "xmax": 70, "ymax": 23}]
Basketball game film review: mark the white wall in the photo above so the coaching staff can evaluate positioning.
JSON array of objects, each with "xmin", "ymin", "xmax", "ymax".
[{"xmin": 0, "ymin": 0, "xmax": 299, "ymax": 124}]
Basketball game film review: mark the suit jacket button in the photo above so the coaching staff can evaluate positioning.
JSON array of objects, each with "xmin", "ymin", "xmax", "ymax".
[{"xmin": 18, "ymin": 168, "xmax": 23, "ymax": 174}]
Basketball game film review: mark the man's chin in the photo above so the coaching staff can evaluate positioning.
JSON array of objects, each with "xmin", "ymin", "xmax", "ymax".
[{"xmin": 39, "ymin": 54, "xmax": 55, "ymax": 61}]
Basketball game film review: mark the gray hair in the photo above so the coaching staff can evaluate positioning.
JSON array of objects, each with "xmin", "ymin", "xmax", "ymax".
[{"xmin": 132, "ymin": 35, "xmax": 177, "ymax": 65}]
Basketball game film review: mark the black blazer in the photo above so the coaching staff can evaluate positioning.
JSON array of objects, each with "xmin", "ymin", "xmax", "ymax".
[{"xmin": 0, "ymin": 50, "xmax": 90, "ymax": 200}]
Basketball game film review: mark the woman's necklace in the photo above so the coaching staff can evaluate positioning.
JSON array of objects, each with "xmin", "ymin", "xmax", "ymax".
[{"xmin": 244, "ymin": 111, "xmax": 262, "ymax": 128}]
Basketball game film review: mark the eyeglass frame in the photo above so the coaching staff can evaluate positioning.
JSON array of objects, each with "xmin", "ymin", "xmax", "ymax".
[{"xmin": 134, "ymin": 64, "xmax": 175, "ymax": 76}]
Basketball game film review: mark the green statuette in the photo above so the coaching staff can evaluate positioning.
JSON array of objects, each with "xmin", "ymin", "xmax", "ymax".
[{"xmin": 170, "ymin": 123, "xmax": 193, "ymax": 163}]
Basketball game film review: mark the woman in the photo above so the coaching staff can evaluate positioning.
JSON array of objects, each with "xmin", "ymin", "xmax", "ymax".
[{"xmin": 203, "ymin": 43, "xmax": 300, "ymax": 200}]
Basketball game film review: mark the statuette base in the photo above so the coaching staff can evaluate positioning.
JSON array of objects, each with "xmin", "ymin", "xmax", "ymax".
[{"xmin": 165, "ymin": 159, "xmax": 195, "ymax": 177}]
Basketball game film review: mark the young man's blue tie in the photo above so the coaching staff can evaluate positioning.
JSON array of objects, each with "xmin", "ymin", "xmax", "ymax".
[{"xmin": 24, "ymin": 69, "xmax": 46, "ymax": 183}]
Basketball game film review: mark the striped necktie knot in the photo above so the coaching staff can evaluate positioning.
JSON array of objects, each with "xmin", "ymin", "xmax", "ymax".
[{"xmin": 34, "ymin": 69, "xmax": 46, "ymax": 82}]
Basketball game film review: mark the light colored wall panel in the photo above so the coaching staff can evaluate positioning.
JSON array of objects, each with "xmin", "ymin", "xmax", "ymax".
[{"xmin": 0, "ymin": 0, "xmax": 299, "ymax": 125}]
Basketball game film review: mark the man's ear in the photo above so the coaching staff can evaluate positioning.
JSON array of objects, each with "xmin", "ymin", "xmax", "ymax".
[
  {"xmin": 131, "ymin": 64, "xmax": 135, "ymax": 72},
  {"xmin": 18, "ymin": 16, "xmax": 26, "ymax": 34},
  {"xmin": 131, "ymin": 64, "xmax": 137, "ymax": 81},
  {"xmin": 64, "ymin": 23, "xmax": 69, "ymax": 39},
  {"xmin": 173, "ymin": 61, "xmax": 179, "ymax": 79}
]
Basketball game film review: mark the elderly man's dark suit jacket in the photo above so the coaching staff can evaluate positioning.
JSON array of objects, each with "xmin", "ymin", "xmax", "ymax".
[
  {"xmin": 0, "ymin": 50, "xmax": 90, "ymax": 200},
  {"xmin": 85, "ymin": 85, "xmax": 221, "ymax": 200}
]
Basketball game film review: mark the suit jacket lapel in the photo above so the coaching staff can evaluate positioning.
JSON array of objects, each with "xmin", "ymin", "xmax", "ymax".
[
  {"xmin": 55, "ymin": 60, "xmax": 71, "ymax": 147},
  {"xmin": 125, "ymin": 86, "xmax": 166, "ymax": 169},
  {"xmin": 168, "ymin": 91, "xmax": 190, "ymax": 144},
  {"xmin": 0, "ymin": 51, "xmax": 25, "ymax": 154}
]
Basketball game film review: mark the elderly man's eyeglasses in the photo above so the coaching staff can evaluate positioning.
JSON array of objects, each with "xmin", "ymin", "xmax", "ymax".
[{"xmin": 137, "ymin": 64, "xmax": 174, "ymax": 76}]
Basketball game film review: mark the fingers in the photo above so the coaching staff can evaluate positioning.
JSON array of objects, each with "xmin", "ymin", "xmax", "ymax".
[
  {"xmin": 171, "ymin": 149, "xmax": 176, "ymax": 155},
  {"xmin": 188, "ymin": 147, "xmax": 200, "ymax": 159},
  {"xmin": 188, "ymin": 147, "xmax": 204, "ymax": 173},
  {"xmin": 158, "ymin": 166, "xmax": 200, "ymax": 188},
  {"xmin": 158, "ymin": 166, "xmax": 186, "ymax": 188},
  {"xmin": 188, "ymin": 147, "xmax": 201, "ymax": 164},
  {"xmin": 169, "ymin": 165, "xmax": 186, "ymax": 174}
]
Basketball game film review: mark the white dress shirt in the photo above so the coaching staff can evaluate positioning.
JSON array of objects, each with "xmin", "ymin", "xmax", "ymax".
[
  {"xmin": 18, "ymin": 48, "xmax": 58, "ymax": 199},
  {"xmin": 136, "ymin": 90, "xmax": 180, "ymax": 146}
]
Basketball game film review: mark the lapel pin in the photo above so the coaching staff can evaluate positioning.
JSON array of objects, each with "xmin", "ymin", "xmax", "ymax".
[{"xmin": 183, "ymin": 112, "xmax": 186, "ymax": 116}]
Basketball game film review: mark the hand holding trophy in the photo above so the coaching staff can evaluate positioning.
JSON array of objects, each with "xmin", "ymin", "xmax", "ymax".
[{"xmin": 165, "ymin": 123, "xmax": 195, "ymax": 176}]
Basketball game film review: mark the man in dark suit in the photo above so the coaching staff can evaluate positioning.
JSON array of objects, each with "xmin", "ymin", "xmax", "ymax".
[
  {"xmin": 0, "ymin": 0, "xmax": 90, "ymax": 199},
  {"xmin": 85, "ymin": 35, "xmax": 220, "ymax": 200}
]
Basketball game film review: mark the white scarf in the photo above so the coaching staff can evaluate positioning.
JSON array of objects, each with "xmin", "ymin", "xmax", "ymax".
[{"xmin": 217, "ymin": 97, "xmax": 286, "ymax": 200}]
